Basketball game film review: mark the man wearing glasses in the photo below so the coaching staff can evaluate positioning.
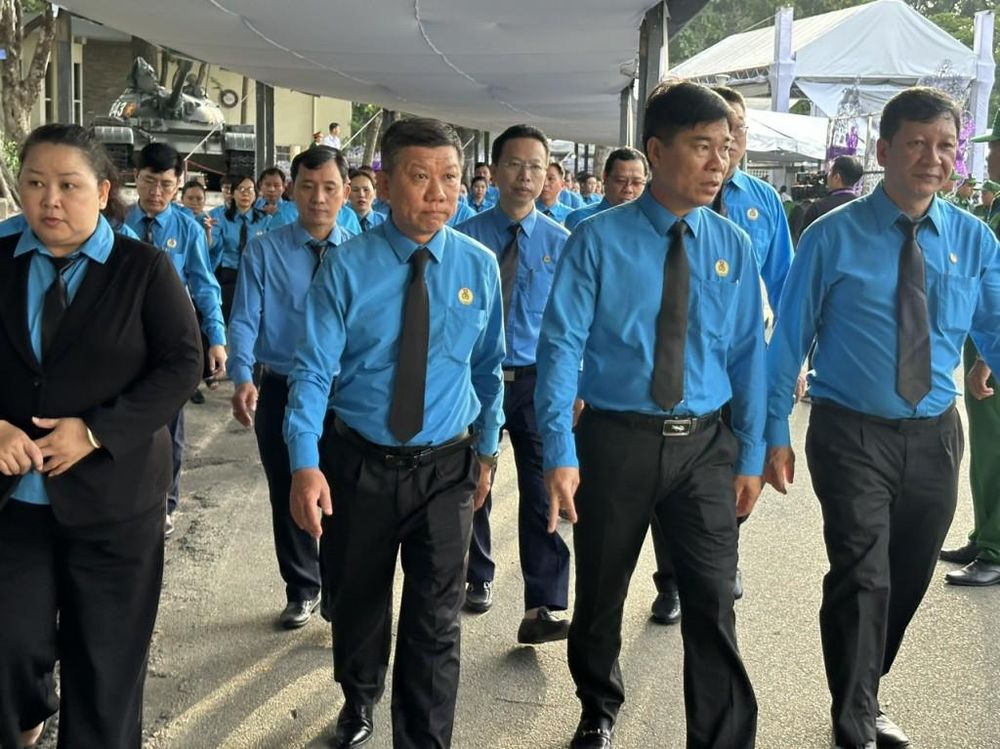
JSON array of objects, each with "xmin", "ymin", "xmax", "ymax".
[
  {"xmin": 126, "ymin": 142, "xmax": 227, "ymax": 537},
  {"xmin": 564, "ymin": 147, "xmax": 649, "ymax": 231}
]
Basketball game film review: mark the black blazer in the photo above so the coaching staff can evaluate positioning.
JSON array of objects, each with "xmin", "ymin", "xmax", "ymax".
[{"xmin": 0, "ymin": 232, "xmax": 203, "ymax": 526}]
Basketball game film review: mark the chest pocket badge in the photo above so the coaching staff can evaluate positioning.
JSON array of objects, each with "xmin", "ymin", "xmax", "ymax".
[
  {"xmin": 715, "ymin": 259, "xmax": 730, "ymax": 278},
  {"xmin": 458, "ymin": 288, "xmax": 474, "ymax": 306},
  {"xmin": 166, "ymin": 238, "xmax": 177, "ymax": 249},
  {"xmin": 746, "ymin": 207, "xmax": 759, "ymax": 221}
]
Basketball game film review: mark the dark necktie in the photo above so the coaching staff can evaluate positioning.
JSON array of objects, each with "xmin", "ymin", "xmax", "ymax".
[
  {"xmin": 306, "ymin": 239, "xmax": 330, "ymax": 279},
  {"xmin": 360, "ymin": 216, "xmax": 371, "ymax": 232},
  {"xmin": 712, "ymin": 185, "xmax": 727, "ymax": 218},
  {"xmin": 42, "ymin": 256, "xmax": 77, "ymax": 359},
  {"xmin": 141, "ymin": 216, "xmax": 156, "ymax": 245},
  {"xmin": 651, "ymin": 221, "xmax": 690, "ymax": 410},
  {"xmin": 498, "ymin": 224, "xmax": 521, "ymax": 322},
  {"xmin": 896, "ymin": 218, "xmax": 931, "ymax": 406},
  {"xmin": 389, "ymin": 248, "xmax": 431, "ymax": 443},
  {"xmin": 543, "ymin": 209, "xmax": 553, "ymax": 218},
  {"xmin": 238, "ymin": 217, "xmax": 249, "ymax": 253}
]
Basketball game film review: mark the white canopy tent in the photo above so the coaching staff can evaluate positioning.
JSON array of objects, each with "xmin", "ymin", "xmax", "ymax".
[
  {"xmin": 745, "ymin": 108, "xmax": 829, "ymax": 163},
  {"xmin": 57, "ymin": 0, "xmax": 707, "ymax": 146},
  {"xmin": 671, "ymin": 0, "xmax": 978, "ymax": 118}
]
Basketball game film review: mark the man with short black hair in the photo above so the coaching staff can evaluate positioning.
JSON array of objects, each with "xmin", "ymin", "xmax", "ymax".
[
  {"xmin": 322, "ymin": 122, "xmax": 342, "ymax": 150},
  {"xmin": 125, "ymin": 142, "xmax": 227, "ymax": 537},
  {"xmin": 765, "ymin": 87, "xmax": 1000, "ymax": 749},
  {"xmin": 565, "ymin": 148, "xmax": 648, "ymax": 230},
  {"xmin": 578, "ymin": 172, "xmax": 601, "ymax": 205},
  {"xmin": 458, "ymin": 123, "xmax": 572, "ymax": 643},
  {"xmin": 801, "ymin": 155, "xmax": 864, "ymax": 232},
  {"xmin": 286, "ymin": 117, "xmax": 504, "ymax": 749},
  {"xmin": 228, "ymin": 146, "xmax": 353, "ymax": 630},
  {"xmin": 539, "ymin": 81, "xmax": 763, "ymax": 749},
  {"xmin": 536, "ymin": 163, "xmax": 572, "ymax": 223}
]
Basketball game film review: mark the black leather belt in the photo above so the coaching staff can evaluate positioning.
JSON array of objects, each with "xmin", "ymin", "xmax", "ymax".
[
  {"xmin": 259, "ymin": 367, "xmax": 288, "ymax": 386},
  {"xmin": 333, "ymin": 417, "xmax": 473, "ymax": 468},
  {"xmin": 812, "ymin": 399, "xmax": 955, "ymax": 433},
  {"xmin": 587, "ymin": 407, "xmax": 721, "ymax": 437},
  {"xmin": 503, "ymin": 365, "xmax": 537, "ymax": 383}
]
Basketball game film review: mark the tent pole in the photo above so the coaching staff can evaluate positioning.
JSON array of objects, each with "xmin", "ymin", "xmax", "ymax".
[
  {"xmin": 969, "ymin": 10, "xmax": 996, "ymax": 180},
  {"xmin": 255, "ymin": 82, "xmax": 275, "ymax": 175},
  {"xmin": 769, "ymin": 6, "xmax": 795, "ymax": 113}
]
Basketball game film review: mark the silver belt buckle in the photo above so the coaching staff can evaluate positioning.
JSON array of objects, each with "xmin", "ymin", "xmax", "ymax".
[
  {"xmin": 503, "ymin": 370, "xmax": 516, "ymax": 383},
  {"xmin": 662, "ymin": 418, "xmax": 693, "ymax": 437}
]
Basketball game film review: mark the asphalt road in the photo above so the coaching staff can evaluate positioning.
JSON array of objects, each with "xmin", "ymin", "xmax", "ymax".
[{"xmin": 105, "ymin": 389, "xmax": 1000, "ymax": 748}]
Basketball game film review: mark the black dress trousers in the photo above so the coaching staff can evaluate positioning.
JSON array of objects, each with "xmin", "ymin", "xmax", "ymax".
[
  {"xmin": 254, "ymin": 371, "xmax": 322, "ymax": 603},
  {"xmin": 805, "ymin": 402, "xmax": 962, "ymax": 748},
  {"xmin": 319, "ymin": 420, "xmax": 478, "ymax": 749},
  {"xmin": 568, "ymin": 408, "xmax": 757, "ymax": 749}
]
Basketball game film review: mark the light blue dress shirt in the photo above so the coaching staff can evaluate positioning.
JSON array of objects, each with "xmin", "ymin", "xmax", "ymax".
[
  {"xmin": 766, "ymin": 183, "xmax": 1000, "ymax": 448},
  {"xmin": 11, "ymin": 216, "xmax": 115, "ymax": 505},
  {"xmin": 581, "ymin": 193, "xmax": 602, "ymax": 206},
  {"xmin": 125, "ymin": 202, "xmax": 226, "ymax": 346},
  {"xmin": 535, "ymin": 199, "xmax": 572, "ymax": 224},
  {"xmin": 447, "ymin": 200, "xmax": 477, "ymax": 227},
  {"xmin": 560, "ymin": 189, "xmax": 585, "ymax": 210},
  {"xmin": 372, "ymin": 197, "xmax": 391, "ymax": 216},
  {"xmin": 722, "ymin": 169, "xmax": 793, "ymax": 308},
  {"xmin": 283, "ymin": 218, "xmax": 506, "ymax": 470},
  {"xmin": 458, "ymin": 207, "xmax": 568, "ymax": 367},
  {"xmin": 228, "ymin": 221, "xmax": 354, "ymax": 386},
  {"xmin": 1, "ymin": 213, "xmax": 139, "ymax": 240},
  {"xmin": 565, "ymin": 197, "xmax": 611, "ymax": 231},
  {"xmin": 351, "ymin": 207, "xmax": 387, "ymax": 232},
  {"xmin": 536, "ymin": 191, "xmax": 767, "ymax": 474},
  {"xmin": 255, "ymin": 197, "xmax": 299, "ymax": 229},
  {"xmin": 209, "ymin": 208, "xmax": 270, "ymax": 270}
]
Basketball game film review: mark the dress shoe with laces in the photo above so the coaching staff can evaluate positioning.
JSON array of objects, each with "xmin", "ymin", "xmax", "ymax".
[
  {"xmin": 945, "ymin": 559, "xmax": 1000, "ymax": 586},
  {"xmin": 876, "ymin": 709, "xmax": 911, "ymax": 747},
  {"xmin": 332, "ymin": 702, "xmax": 374, "ymax": 748},
  {"xmin": 517, "ymin": 607, "xmax": 569, "ymax": 644},
  {"xmin": 570, "ymin": 715, "xmax": 614, "ymax": 749},
  {"xmin": 279, "ymin": 595, "xmax": 321, "ymax": 629},
  {"xmin": 464, "ymin": 581, "xmax": 493, "ymax": 613},
  {"xmin": 939, "ymin": 540, "xmax": 980, "ymax": 564},
  {"xmin": 650, "ymin": 589, "xmax": 681, "ymax": 625}
]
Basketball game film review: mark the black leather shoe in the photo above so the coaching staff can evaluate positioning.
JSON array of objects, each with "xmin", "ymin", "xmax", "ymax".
[
  {"xmin": 279, "ymin": 595, "xmax": 320, "ymax": 629},
  {"xmin": 939, "ymin": 540, "xmax": 980, "ymax": 564},
  {"xmin": 945, "ymin": 559, "xmax": 1000, "ymax": 586},
  {"xmin": 190, "ymin": 388, "xmax": 206, "ymax": 404},
  {"xmin": 517, "ymin": 607, "xmax": 569, "ymax": 644},
  {"xmin": 333, "ymin": 702, "xmax": 373, "ymax": 748},
  {"xmin": 464, "ymin": 581, "xmax": 493, "ymax": 613},
  {"xmin": 650, "ymin": 589, "xmax": 681, "ymax": 625},
  {"xmin": 733, "ymin": 567, "xmax": 744, "ymax": 600},
  {"xmin": 875, "ymin": 709, "xmax": 911, "ymax": 747},
  {"xmin": 570, "ymin": 715, "xmax": 613, "ymax": 749}
]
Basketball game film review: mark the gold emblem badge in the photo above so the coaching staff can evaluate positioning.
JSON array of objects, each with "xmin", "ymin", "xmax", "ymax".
[
  {"xmin": 715, "ymin": 259, "xmax": 730, "ymax": 277},
  {"xmin": 949, "ymin": 252, "xmax": 958, "ymax": 264},
  {"xmin": 458, "ymin": 288, "xmax": 474, "ymax": 305},
  {"xmin": 166, "ymin": 238, "xmax": 177, "ymax": 248},
  {"xmin": 543, "ymin": 255, "xmax": 552, "ymax": 264},
  {"xmin": 746, "ymin": 207, "xmax": 759, "ymax": 221}
]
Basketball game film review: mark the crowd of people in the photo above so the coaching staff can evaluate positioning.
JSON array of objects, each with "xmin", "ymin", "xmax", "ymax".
[{"xmin": 0, "ymin": 79, "xmax": 999, "ymax": 749}]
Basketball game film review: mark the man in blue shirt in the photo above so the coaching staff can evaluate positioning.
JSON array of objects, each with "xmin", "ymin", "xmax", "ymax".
[
  {"xmin": 765, "ymin": 88, "xmax": 1000, "ymax": 749},
  {"xmin": 713, "ymin": 87, "xmax": 793, "ymax": 310},
  {"xmin": 285, "ymin": 118, "xmax": 504, "ymax": 749},
  {"xmin": 536, "ymin": 163, "xmax": 573, "ymax": 223},
  {"xmin": 228, "ymin": 147, "xmax": 353, "ymax": 631},
  {"xmin": 564, "ymin": 147, "xmax": 648, "ymax": 231},
  {"xmin": 347, "ymin": 167, "xmax": 387, "ymax": 232},
  {"xmin": 258, "ymin": 161, "xmax": 363, "ymax": 235},
  {"xmin": 578, "ymin": 172, "xmax": 602, "ymax": 205},
  {"xmin": 537, "ymin": 81, "xmax": 764, "ymax": 749},
  {"xmin": 456, "ymin": 124, "xmax": 572, "ymax": 644},
  {"xmin": 475, "ymin": 161, "xmax": 500, "ymax": 206},
  {"xmin": 559, "ymin": 176, "xmax": 585, "ymax": 210},
  {"xmin": 125, "ymin": 142, "xmax": 227, "ymax": 537}
]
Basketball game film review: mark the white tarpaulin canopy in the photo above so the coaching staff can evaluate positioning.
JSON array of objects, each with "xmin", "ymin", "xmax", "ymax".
[
  {"xmin": 745, "ymin": 108, "xmax": 829, "ymax": 163},
  {"xmin": 671, "ymin": 0, "xmax": 977, "ymax": 117},
  {"xmin": 57, "ymin": 0, "xmax": 706, "ymax": 145}
]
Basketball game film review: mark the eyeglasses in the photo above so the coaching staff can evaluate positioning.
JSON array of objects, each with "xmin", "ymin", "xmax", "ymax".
[
  {"xmin": 139, "ymin": 175, "xmax": 177, "ymax": 193},
  {"xmin": 234, "ymin": 186, "xmax": 255, "ymax": 195},
  {"xmin": 500, "ymin": 160, "xmax": 546, "ymax": 176}
]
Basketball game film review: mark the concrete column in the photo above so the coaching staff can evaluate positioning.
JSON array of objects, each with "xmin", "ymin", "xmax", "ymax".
[
  {"xmin": 769, "ymin": 6, "xmax": 795, "ymax": 113},
  {"xmin": 55, "ymin": 11, "xmax": 73, "ymax": 123},
  {"xmin": 635, "ymin": 1, "xmax": 668, "ymax": 146},
  {"xmin": 619, "ymin": 81, "xmax": 636, "ymax": 147},
  {"xmin": 254, "ymin": 82, "xmax": 275, "ymax": 175},
  {"xmin": 969, "ymin": 10, "xmax": 996, "ymax": 180}
]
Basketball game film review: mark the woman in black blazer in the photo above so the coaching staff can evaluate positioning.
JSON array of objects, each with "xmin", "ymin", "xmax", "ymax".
[{"xmin": 0, "ymin": 124, "xmax": 203, "ymax": 748}]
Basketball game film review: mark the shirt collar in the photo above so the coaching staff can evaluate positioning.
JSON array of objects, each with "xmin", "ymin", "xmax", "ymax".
[
  {"xmin": 637, "ymin": 190, "xmax": 705, "ymax": 239},
  {"xmin": 869, "ymin": 182, "xmax": 944, "ymax": 236},
  {"xmin": 292, "ymin": 220, "xmax": 346, "ymax": 248},
  {"xmin": 14, "ymin": 214, "xmax": 115, "ymax": 264},
  {"xmin": 726, "ymin": 168, "xmax": 751, "ymax": 192},
  {"xmin": 490, "ymin": 205, "xmax": 537, "ymax": 238},
  {"xmin": 384, "ymin": 216, "xmax": 446, "ymax": 263},
  {"xmin": 129, "ymin": 200, "xmax": 175, "ymax": 225}
]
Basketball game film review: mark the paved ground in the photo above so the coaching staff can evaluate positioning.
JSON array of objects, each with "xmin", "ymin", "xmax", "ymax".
[{"xmin": 116, "ymin": 389, "xmax": 1000, "ymax": 748}]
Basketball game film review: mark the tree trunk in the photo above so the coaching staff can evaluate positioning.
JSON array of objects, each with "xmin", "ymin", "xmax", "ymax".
[
  {"xmin": 0, "ymin": 0, "xmax": 57, "ymax": 145},
  {"xmin": 130, "ymin": 36, "xmax": 158, "ymax": 73},
  {"xmin": 362, "ymin": 109, "xmax": 382, "ymax": 167},
  {"xmin": 0, "ymin": 153, "xmax": 20, "ymax": 207}
]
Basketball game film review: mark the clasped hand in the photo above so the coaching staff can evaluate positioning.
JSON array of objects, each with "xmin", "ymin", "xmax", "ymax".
[{"xmin": 0, "ymin": 417, "xmax": 97, "ymax": 478}]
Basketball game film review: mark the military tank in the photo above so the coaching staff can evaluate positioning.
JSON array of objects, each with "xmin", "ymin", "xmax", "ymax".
[{"xmin": 91, "ymin": 57, "xmax": 255, "ymax": 189}]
